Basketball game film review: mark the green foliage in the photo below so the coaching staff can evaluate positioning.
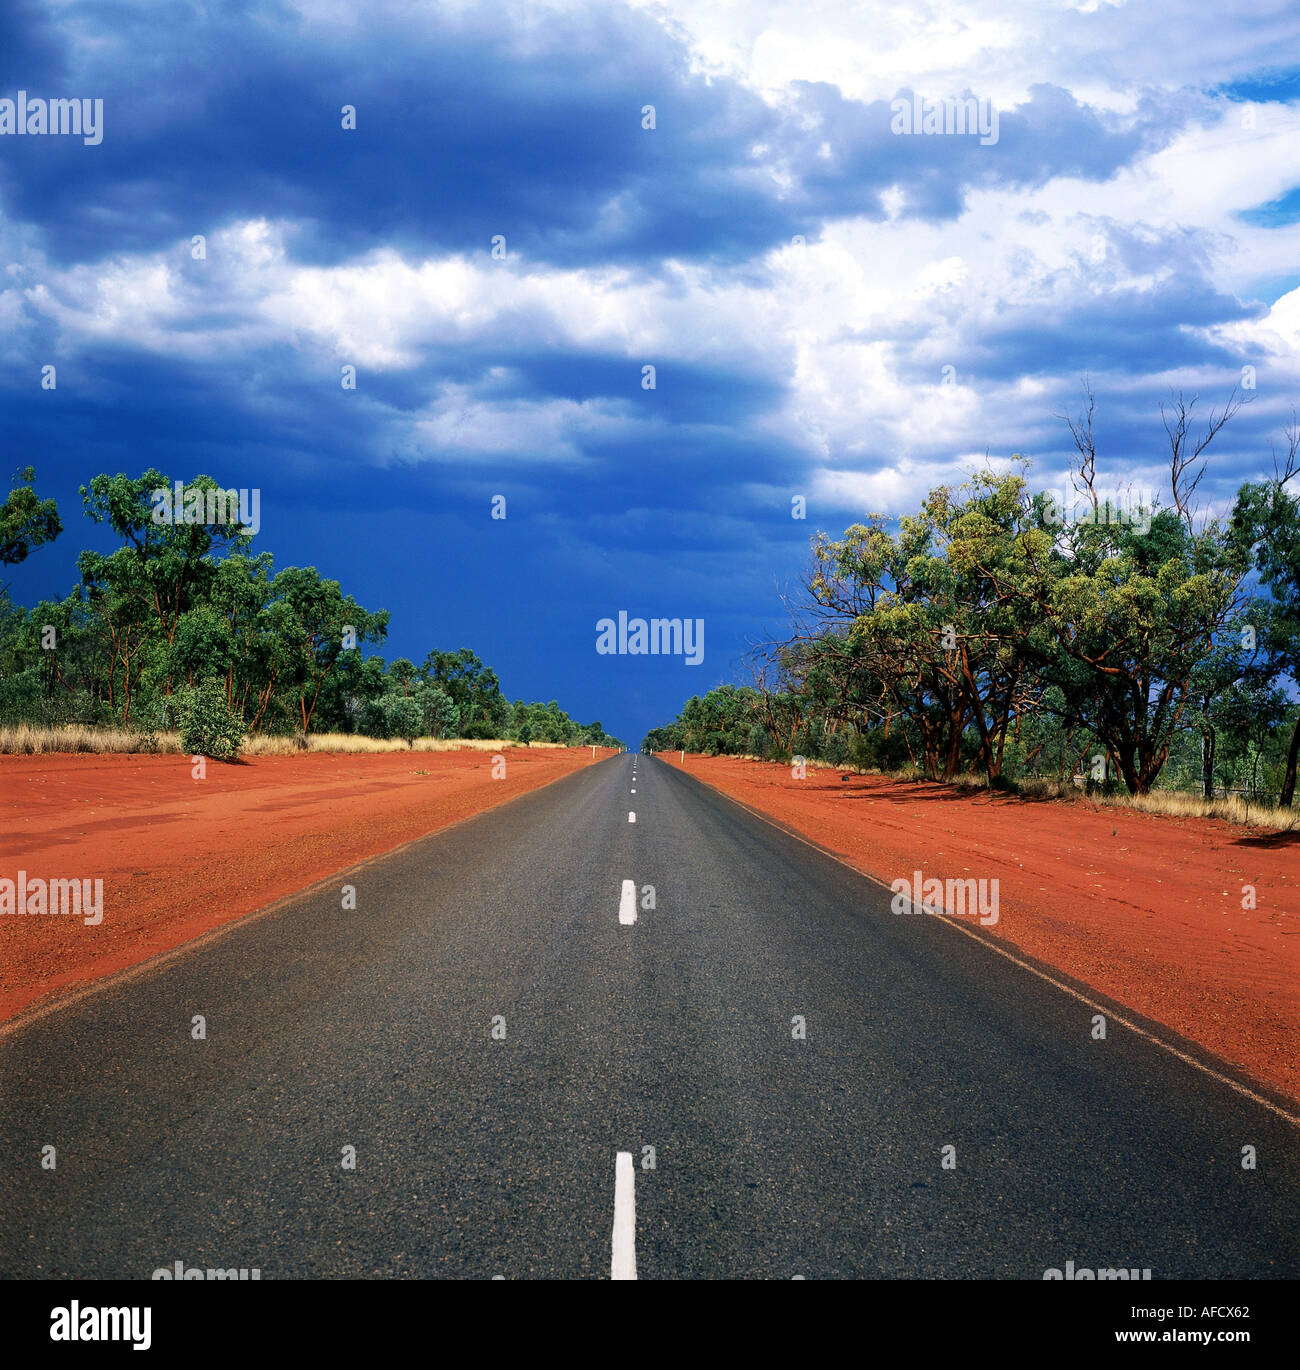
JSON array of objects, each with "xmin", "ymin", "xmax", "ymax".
[
  {"xmin": 1, "ymin": 467, "xmax": 619, "ymax": 751},
  {"xmin": 643, "ymin": 685, "xmax": 764, "ymax": 755},
  {"xmin": 178, "ymin": 677, "xmax": 245, "ymax": 760},
  {"xmin": 418, "ymin": 683, "xmax": 459, "ymax": 738},
  {"xmin": 0, "ymin": 466, "xmax": 62, "ymax": 567},
  {"xmin": 820, "ymin": 729, "xmax": 851, "ymax": 767},
  {"xmin": 364, "ymin": 682, "xmax": 458, "ymax": 743},
  {"xmin": 848, "ymin": 728, "xmax": 910, "ymax": 773},
  {"xmin": 422, "ymin": 648, "xmax": 508, "ymax": 736},
  {"xmin": 505, "ymin": 696, "xmax": 610, "ymax": 746},
  {"xmin": 643, "ymin": 404, "xmax": 1298, "ymax": 800},
  {"xmin": 380, "ymin": 692, "xmax": 423, "ymax": 744},
  {"xmin": 1230, "ymin": 452, "xmax": 1300, "ymax": 802}
]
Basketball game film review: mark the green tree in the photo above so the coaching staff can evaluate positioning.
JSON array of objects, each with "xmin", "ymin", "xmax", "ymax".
[
  {"xmin": 1231, "ymin": 423, "xmax": 1300, "ymax": 803},
  {"xmin": 273, "ymin": 566, "xmax": 388, "ymax": 732},
  {"xmin": 80, "ymin": 470, "xmax": 251, "ymax": 652},
  {"xmin": 0, "ymin": 466, "xmax": 62, "ymax": 568},
  {"xmin": 417, "ymin": 683, "xmax": 459, "ymax": 738},
  {"xmin": 421, "ymin": 648, "xmax": 507, "ymax": 736},
  {"xmin": 179, "ymin": 676, "xmax": 245, "ymax": 760}
]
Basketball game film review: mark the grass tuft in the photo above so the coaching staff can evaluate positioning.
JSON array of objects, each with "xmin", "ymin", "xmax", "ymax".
[
  {"xmin": 0, "ymin": 724, "xmax": 578, "ymax": 758},
  {"xmin": 674, "ymin": 751, "xmax": 1300, "ymax": 831}
]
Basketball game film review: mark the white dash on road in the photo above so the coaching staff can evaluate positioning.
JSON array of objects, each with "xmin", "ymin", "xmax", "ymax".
[
  {"xmin": 631, "ymin": 788, "xmax": 636, "ymax": 794},
  {"xmin": 618, "ymin": 879, "xmax": 637, "ymax": 925},
  {"xmin": 612, "ymin": 1151, "xmax": 637, "ymax": 1280},
  {"xmin": 628, "ymin": 811, "xmax": 636, "ymax": 823}
]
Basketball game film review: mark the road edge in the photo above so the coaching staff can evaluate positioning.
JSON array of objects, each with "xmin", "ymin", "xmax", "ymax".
[{"xmin": 656, "ymin": 755, "xmax": 1300, "ymax": 1129}]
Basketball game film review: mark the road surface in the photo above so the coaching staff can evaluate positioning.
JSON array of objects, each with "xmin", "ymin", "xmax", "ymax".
[{"xmin": 2, "ymin": 754, "xmax": 1297, "ymax": 1279}]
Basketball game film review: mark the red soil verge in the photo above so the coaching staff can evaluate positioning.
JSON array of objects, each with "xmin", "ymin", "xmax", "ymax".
[
  {"xmin": 1, "ymin": 746, "xmax": 613, "ymax": 1024},
  {"xmin": 662, "ymin": 754, "xmax": 1299, "ymax": 1106}
]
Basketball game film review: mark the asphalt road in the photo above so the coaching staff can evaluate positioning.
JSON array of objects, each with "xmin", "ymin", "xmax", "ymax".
[{"xmin": 2, "ymin": 753, "xmax": 1297, "ymax": 1279}]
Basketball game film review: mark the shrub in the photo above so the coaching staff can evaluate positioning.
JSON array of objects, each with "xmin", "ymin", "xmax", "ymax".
[
  {"xmin": 821, "ymin": 730, "xmax": 850, "ymax": 767},
  {"xmin": 850, "ymin": 731, "xmax": 877, "ymax": 773},
  {"xmin": 178, "ymin": 678, "xmax": 245, "ymax": 760},
  {"xmin": 364, "ymin": 691, "xmax": 423, "ymax": 744},
  {"xmin": 417, "ymin": 683, "xmax": 458, "ymax": 739},
  {"xmin": 385, "ymin": 694, "xmax": 423, "ymax": 746}
]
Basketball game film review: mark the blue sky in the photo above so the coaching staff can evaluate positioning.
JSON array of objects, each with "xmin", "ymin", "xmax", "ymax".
[{"xmin": 2, "ymin": 0, "xmax": 1299, "ymax": 744}]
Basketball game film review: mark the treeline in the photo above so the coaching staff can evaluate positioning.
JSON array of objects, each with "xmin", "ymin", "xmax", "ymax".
[
  {"xmin": 645, "ymin": 398, "xmax": 1300, "ymax": 804},
  {"xmin": 0, "ymin": 468, "xmax": 619, "ymax": 749}
]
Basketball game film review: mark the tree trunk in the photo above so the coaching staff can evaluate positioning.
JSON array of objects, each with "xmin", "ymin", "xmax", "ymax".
[
  {"xmin": 1116, "ymin": 748, "xmax": 1142, "ymax": 795},
  {"xmin": 958, "ymin": 649, "xmax": 998, "ymax": 780},
  {"xmin": 1281, "ymin": 710, "xmax": 1300, "ymax": 807}
]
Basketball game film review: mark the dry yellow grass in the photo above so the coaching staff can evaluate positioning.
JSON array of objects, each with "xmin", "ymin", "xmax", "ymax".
[
  {"xmin": 0, "ymin": 724, "xmax": 581, "ymax": 758},
  {"xmin": 674, "ymin": 752, "xmax": 1299, "ymax": 831},
  {"xmin": 872, "ymin": 762, "xmax": 1299, "ymax": 829},
  {"xmin": 0, "ymin": 723, "xmax": 181, "ymax": 755},
  {"xmin": 242, "ymin": 734, "xmax": 571, "ymax": 755},
  {"xmin": 1103, "ymin": 787, "xmax": 1300, "ymax": 831},
  {"xmin": 944, "ymin": 769, "xmax": 1298, "ymax": 830}
]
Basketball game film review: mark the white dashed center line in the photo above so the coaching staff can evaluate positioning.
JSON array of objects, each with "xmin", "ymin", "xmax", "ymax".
[
  {"xmin": 628, "ymin": 811, "xmax": 636, "ymax": 823},
  {"xmin": 618, "ymin": 879, "xmax": 637, "ymax": 925},
  {"xmin": 612, "ymin": 1151, "xmax": 637, "ymax": 1280}
]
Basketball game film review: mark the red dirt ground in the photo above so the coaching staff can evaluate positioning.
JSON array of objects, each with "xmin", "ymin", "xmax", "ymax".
[
  {"xmin": 662, "ymin": 754, "xmax": 1299, "ymax": 1105},
  {"xmin": 1, "ymin": 746, "xmax": 613, "ymax": 1023}
]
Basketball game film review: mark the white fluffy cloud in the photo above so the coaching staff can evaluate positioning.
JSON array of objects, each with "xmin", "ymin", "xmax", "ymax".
[
  {"xmin": 10, "ymin": 0, "xmax": 1299, "ymax": 514},
  {"xmin": 627, "ymin": 0, "xmax": 1299, "ymax": 111}
]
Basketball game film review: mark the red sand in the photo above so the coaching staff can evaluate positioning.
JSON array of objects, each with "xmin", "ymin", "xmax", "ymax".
[
  {"xmin": 1, "ymin": 746, "xmax": 611, "ymax": 1023},
  {"xmin": 662, "ymin": 754, "xmax": 1299, "ymax": 1105}
]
